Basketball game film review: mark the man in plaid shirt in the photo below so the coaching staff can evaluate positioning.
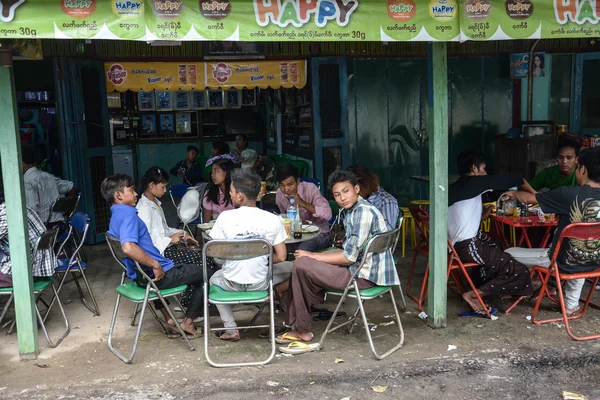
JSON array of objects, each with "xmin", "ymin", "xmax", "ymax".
[{"xmin": 0, "ymin": 199, "xmax": 55, "ymax": 287}]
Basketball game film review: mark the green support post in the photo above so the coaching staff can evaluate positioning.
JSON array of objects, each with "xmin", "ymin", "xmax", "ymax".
[
  {"xmin": 0, "ymin": 49, "xmax": 39, "ymax": 359},
  {"xmin": 427, "ymin": 42, "xmax": 449, "ymax": 329}
]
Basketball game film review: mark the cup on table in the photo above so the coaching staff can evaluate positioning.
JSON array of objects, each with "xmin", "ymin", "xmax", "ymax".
[{"xmin": 281, "ymin": 218, "xmax": 292, "ymax": 236}]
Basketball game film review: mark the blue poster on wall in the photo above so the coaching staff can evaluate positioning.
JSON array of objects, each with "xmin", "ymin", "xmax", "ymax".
[{"xmin": 510, "ymin": 53, "xmax": 546, "ymax": 80}]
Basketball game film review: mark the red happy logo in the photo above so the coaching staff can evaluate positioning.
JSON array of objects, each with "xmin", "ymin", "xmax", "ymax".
[
  {"xmin": 212, "ymin": 63, "xmax": 231, "ymax": 84},
  {"xmin": 107, "ymin": 64, "xmax": 127, "ymax": 85}
]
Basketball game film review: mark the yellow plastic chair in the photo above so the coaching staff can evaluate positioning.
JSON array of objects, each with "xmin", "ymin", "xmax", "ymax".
[
  {"xmin": 409, "ymin": 200, "xmax": 430, "ymax": 210},
  {"xmin": 481, "ymin": 202, "xmax": 495, "ymax": 233},
  {"xmin": 399, "ymin": 207, "xmax": 416, "ymax": 257}
]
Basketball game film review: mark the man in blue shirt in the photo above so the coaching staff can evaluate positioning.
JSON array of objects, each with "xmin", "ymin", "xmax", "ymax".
[{"xmin": 102, "ymin": 174, "xmax": 206, "ymax": 338}]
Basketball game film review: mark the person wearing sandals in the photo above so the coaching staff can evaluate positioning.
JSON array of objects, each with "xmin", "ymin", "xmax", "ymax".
[
  {"xmin": 102, "ymin": 174, "xmax": 209, "ymax": 338},
  {"xmin": 203, "ymin": 156, "xmax": 237, "ymax": 222},
  {"xmin": 504, "ymin": 147, "xmax": 600, "ymax": 317},
  {"xmin": 448, "ymin": 150, "xmax": 534, "ymax": 315},
  {"xmin": 208, "ymin": 169, "xmax": 293, "ymax": 341},
  {"xmin": 276, "ymin": 170, "xmax": 399, "ymax": 352},
  {"xmin": 136, "ymin": 167, "xmax": 206, "ymax": 324}
]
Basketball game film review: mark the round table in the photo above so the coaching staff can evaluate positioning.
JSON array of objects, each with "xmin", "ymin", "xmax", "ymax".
[{"xmin": 285, "ymin": 226, "xmax": 322, "ymax": 244}]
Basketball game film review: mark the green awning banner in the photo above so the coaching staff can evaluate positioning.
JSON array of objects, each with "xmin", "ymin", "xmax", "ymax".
[{"xmin": 0, "ymin": 0, "xmax": 597, "ymax": 42}]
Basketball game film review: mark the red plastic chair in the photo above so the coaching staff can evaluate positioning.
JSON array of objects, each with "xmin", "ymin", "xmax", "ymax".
[
  {"xmin": 405, "ymin": 206, "xmax": 489, "ymax": 316},
  {"xmin": 405, "ymin": 206, "xmax": 430, "ymax": 311},
  {"xmin": 527, "ymin": 222, "xmax": 600, "ymax": 341}
]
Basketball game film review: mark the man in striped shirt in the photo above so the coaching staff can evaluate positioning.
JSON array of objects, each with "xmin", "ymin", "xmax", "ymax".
[
  {"xmin": 278, "ymin": 170, "xmax": 399, "ymax": 344},
  {"xmin": 22, "ymin": 146, "xmax": 77, "ymax": 225}
]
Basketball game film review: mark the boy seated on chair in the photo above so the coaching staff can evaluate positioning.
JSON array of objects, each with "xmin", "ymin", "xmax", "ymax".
[
  {"xmin": 275, "ymin": 163, "xmax": 332, "ymax": 252},
  {"xmin": 208, "ymin": 168, "xmax": 293, "ymax": 341},
  {"xmin": 278, "ymin": 170, "xmax": 399, "ymax": 344},
  {"xmin": 449, "ymin": 150, "xmax": 535, "ymax": 314},
  {"xmin": 503, "ymin": 147, "xmax": 600, "ymax": 316},
  {"xmin": 102, "ymin": 174, "xmax": 207, "ymax": 338},
  {"xmin": 0, "ymin": 182, "xmax": 56, "ymax": 287}
]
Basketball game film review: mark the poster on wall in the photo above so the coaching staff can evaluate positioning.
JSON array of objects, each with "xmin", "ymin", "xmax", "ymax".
[{"xmin": 510, "ymin": 52, "xmax": 546, "ymax": 79}]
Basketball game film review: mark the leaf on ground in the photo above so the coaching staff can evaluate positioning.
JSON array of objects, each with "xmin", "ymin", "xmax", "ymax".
[
  {"xmin": 562, "ymin": 392, "xmax": 588, "ymax": 400},
  {"xmin": 371, "ymin": 385, "xmax": 388, "ymax": 393},
  {"xmin": 335, "ymin": 358, "xmax": 344, "ymax": 364}
]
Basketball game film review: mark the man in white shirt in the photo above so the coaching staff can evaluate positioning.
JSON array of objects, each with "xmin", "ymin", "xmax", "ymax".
[
  {"xmin": 22, "ymin": 146, "xmax": 77, "ymax": 225},
  {"xmin": 449, "ymin": 150, "xmax": 533, "ymax": 313},
  {"xmin": 209, "ymin": 168, "xmax": 292, "ymax": 341}
]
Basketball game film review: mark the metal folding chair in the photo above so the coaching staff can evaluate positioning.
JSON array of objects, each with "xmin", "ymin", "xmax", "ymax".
[
  {"xmin": 259, "ymin": 191, "xmax": 279, "ymax": 214},
  {"xmin": 48, "ymin": 213, "xmax": 100, "ymax": 316},
  {"xmin": 170, "ymin": 183, "xmax": 206, "ymax": 236},
  {"xmin": 390, "ymin": 210, "xmax": 407, "ymax": 312},
  {"xmin": 0, "ymin": 228, "xmax": 70, "ymax": 348},
  {"xmin": 105, "ymin": 235, "xmax": 195, "ymax": 364},
  {"xmin": 510, "ymin": 223, "xmax": 600, "ymax": 341},
  {"xmin": 300, "ymin": 178, "xmax": 321, "ymax": 191},
  {"xmin": 317, "ymin": 229, "xmax": 405, "ymax": 360},
  {"xmin": 46, "ymin": 193, "xmax": 80, "ymax": 226},
  {"xmin": 203, "ymin": 239, "xmax": 276, "ymax": 367}
]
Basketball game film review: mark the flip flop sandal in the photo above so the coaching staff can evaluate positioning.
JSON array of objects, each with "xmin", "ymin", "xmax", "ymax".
[
  {"xmin": 312, "ymin": 310, "xmax": 347, "ymax": 321},
  {"xmin": 278, "ymin": 341, "xmax": 320, "ymax": 355},
  {"xmin": 275, "ymin": 332, "xmax": 314, "ymax": 344},
  {"xmin": 566, "ymin": 306, "xmax": 581, "ymax": 317},
  {"xmin": 258, "ymin": 325, "xmax": 289, "ymax": 339},
  {"xmin": 219, "ymin": 333, "xmax": 241, "ymax": 342},
  {"xmin": 459, "ymin": 307, "xmax": 498, "ymax": 318}
]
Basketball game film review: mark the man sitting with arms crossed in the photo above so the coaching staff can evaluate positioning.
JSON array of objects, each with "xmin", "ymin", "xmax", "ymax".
[
  {"xmin": 102, "ymin": 174, "xmax": 207, "ymax": 338},
  {"xmin": 524, "ymin": 137, "xmax": 580, "ymax": 194},
  {"xmin": 209, "ymin": 169, "xmax": 293, "ymax": 342},
  {"xmin": 504, "ymin": 147, "xmax": 600, "ymax": 316},
  {"xmin": 276, "ymin": 170, "xmax": 399, "ymax": 345},
  {"xmin": 275, "ymin": 163, "xmax": 332, "ymax": 252}
]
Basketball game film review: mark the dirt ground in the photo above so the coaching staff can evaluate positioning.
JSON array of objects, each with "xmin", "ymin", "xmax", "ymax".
[{"xmin": 1, "ymin": 245, "xmax": 600, "ymax": 399}]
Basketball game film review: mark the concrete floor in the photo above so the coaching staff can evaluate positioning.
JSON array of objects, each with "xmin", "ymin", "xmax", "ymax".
[{"xmin": 1, "ymin": 243, "xmax": 600, "ymax": 399}]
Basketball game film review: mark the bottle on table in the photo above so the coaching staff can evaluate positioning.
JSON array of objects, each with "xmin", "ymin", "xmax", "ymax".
[
  {"xmin": 287, "ymin": 199, "xmax": 299, "ymax": 238},
  {"xmin": 293, "ymin": 203, "xmax": 302, "ymax": 240}
]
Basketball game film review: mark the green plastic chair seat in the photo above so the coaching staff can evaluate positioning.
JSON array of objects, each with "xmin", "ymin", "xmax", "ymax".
[
  {"xmin": 0, "ymin": 278, "xmax": 54, "ymax": 294},
  {"xmin": 326, "ymin": 285, "xmax": 392, "ymax": 299},
  {"xmin": 393, "ymin": 256, "xmax": 399, "ymax": 264},
  {"xmin": 116, "ymin": 282, "xmax": 187, "ymax": 302},
  {"xmin": 208, "ymin": 285, "xmax": 268, "ymax": 303}
]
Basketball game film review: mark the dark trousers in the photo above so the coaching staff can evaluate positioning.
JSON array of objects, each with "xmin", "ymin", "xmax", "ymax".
[{"xmin": 152, "ymin": 264, "xmax": 211, "ymax": 319}]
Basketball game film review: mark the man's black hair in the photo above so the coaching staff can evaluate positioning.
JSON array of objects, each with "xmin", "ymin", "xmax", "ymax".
[
  {"xmin": 578, "ymin": 147, "xmax": 600, "ymax": 183},
  {"xmin": 231, "ymin": 168, "xmax": 261, "ymax": 200},
  {"xmin": 100, "ymin": 174, "xmax": 135, "ymax": 204},
  {"xmin": 328, "ymin": 170, "xmax": 358, "ymax": 191},
  {"xmin": 557, "ymin": 137, "xmax": 581, "ymax": 156},
  {"xmin": 187, "ymin": 145, "xmax": 199, "ymax": 155},
  {"xmin": 21, "ymin": 145, "xmax": 36, "ymax": 165},
  {"xmin": 212, "ymin": 140, "xmax": 230, "ymax": 155},
  {"xmin": 276, "ymin": 163, "xmax": 299, "ymax": 183},
  {"xmin": 457, "ymin": 150, "xmax": 486, "ymax": 175}
]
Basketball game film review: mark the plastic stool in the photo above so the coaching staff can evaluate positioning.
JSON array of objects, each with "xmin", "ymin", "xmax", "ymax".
[{"xmin": 399, "ymin": 207, "xmax": 416, "ymax": 257}]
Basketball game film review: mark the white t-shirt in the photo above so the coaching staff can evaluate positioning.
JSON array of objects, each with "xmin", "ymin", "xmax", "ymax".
[
  {"xmin": 448, "ymin": 195, "xmax": 483, "ymax": 244},
  {"xmin": 209, "ymin": 206, "xmax": 287, "ymax": 284}
]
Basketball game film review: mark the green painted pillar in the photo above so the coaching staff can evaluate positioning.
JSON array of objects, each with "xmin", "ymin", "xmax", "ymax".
[
  {"xmin": 427, "ymin": 42, "xmax": 448, "ymax": 329},
  {"xmin": 0, "ymin": 48, "xmax": 38, "ymax": 359}
]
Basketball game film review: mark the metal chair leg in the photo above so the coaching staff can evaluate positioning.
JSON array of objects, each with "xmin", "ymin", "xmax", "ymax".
[
  {"xmin": 37, "ymin": 284, "xmax": 70, "ymax": 348},
  {"xmin": 357, "ymin": 289, "xmax": 404, "ymax": 360},
  {"xmin": 131, "ymin": 303, "xmax": 140, "ymax": 326},
  {"xmin": 0, "ymin": 294, "xmax": 14, "ymax": 329},
  {"xmin": 77, "ymin": 267, "xmax": 101, "ymax": 316}
]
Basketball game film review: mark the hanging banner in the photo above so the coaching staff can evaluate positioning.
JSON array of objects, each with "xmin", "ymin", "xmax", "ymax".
[
  {"xmin": 3, "ymin": 1, "xmax": 600, "ymax": 41},
  {"xmin": 205, "ymin": 60, "xmax": 307, "ymax": 89},
  {"xmin": 104, "ymin": 62, "xmax": 206, "ymax": 92},
  {"xmin": 104, "ymin": 60, "xmax": 306, "ymax": 91}
]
